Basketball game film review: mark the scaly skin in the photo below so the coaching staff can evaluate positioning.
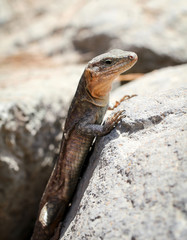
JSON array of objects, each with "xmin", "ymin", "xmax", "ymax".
[{"xmin": 31, "ymin": 49, "xmax": 138, "ymax": 240}]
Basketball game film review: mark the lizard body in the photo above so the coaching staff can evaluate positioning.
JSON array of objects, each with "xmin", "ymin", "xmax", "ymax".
[{"xmin": 31, "ymin": 49, "xmax": 137, "ymax": 240}]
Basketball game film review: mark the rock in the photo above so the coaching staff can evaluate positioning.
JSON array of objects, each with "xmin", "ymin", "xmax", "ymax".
[
  {"xmin": 0, "ymin": 1, "xmax": 187, "ymax": 235},
  {"xmin": 0, "ymin": 0, "xmax": 186, "ymax": 72},
  {"xmin": 0, "ymin": 62, "xmax": 83, "ymax": 240},
  {"xmin": 0, "ymin": 0, "xmax": 13, "ymax": 25},
  {"xmin": 60, "ymin": 65, "xmax": 187, "ymax": 240},
  {"xmin": 110, "ymin": 63, "xmax": 187, "ymax": 104},
  {"xmin": 71, "ymin": 0, "xmax": 187, "ymax": 71}
]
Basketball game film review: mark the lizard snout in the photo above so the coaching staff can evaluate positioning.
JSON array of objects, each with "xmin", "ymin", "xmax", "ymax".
[{"xmin": 128, "ymin": 52, "xmax": 138, "ymax": 61}]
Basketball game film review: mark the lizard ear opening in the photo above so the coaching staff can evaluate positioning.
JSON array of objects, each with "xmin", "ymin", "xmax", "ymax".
[
  {"xmin": 92, "ymin": 66, "xmax": 100, "ymax": 72},
  {"xmin": 87, "ymin": 65, "xmax": 100, "ymax": 75},
  {"xmin": 85, "ymin": 67, "xmax": 99, "ymax": 79}
]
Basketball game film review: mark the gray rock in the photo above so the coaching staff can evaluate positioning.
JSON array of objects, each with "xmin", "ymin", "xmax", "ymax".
[
  {"xmin": 110, "ymin": 63, "xmax": 187, "ymax": 105},
  {"xmin": 0, "ymin": 0, "xmax": 186, "ymax": 72},
  {"xmin": 0, "ymin": 0, "xmax": 13, "ymax": 25},
  {"xmin": 60, "ymin": 66, "xmax": 187, "ymax": 240},
  {"xmin": 0, "ymin": 64, "xmax": 82, "ymax": 240},
  {"xmin": 71, "ymin": 0, "xmax": 187, "ymax": 71}
]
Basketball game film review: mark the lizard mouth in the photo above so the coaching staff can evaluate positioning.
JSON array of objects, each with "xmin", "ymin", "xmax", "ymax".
[
  {"xmin": 104, "ymin": 52, "xmax": 138, "ymax": 77},
  {"xmin": 120, "ymin": 53, "xmax": 138, "ymax": 75}
]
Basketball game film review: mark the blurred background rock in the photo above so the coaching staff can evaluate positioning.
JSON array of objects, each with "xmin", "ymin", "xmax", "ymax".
[{"xmin": 0, "ymin": 0, "xmax": 186, "ymax": 240}]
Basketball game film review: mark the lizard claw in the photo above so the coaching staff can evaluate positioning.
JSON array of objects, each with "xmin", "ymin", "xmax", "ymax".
[
  {"xmin": 110, "ymin": 110, "xmax": 126, "ymax": 125},
  {"xmin": 104, "ymin": 109, "xmax": 126, "ymax": 133}
]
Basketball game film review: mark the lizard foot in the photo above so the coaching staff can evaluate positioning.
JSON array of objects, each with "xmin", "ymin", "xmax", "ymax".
[
  {"xmin": 103, "ymin": 110, "xmax": 126, "ymax": 134},
  {"xmin": 108, "ymin": 94, "xmax": 137, "ymax": 110}
]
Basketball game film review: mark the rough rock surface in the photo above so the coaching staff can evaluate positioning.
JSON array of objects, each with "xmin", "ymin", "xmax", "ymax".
[
  {"xmin": 0, "ymin": 64, "xmax": 82, "ymax": 240},
  {"xmin": 60, "ymin": 67, "xmax": 187, "ymax": 240},
  {"xmin": 111, "ymin": 64, "xmax": 187, "ymax": 104},
  {"xmin": 0, "ymin": 1, "xmax": 187, "ymax": 239},
  {"xmin": 0, "ymin": 0, "xmax": 187, "ymax": 72}
]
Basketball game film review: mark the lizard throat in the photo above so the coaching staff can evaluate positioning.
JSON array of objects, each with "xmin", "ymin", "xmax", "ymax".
[
  {"xmin": 83, "ymin": 69, "xmax": 111, "ymax": 107},
  {"xmin": 85, "ymin": 85, "xmax": 109, "ymax": 107}
]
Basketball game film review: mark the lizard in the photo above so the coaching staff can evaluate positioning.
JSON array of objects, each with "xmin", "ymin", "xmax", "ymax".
[{"xmin": 31, "ymin": 49, "xmax": 138, "ymax": 240}]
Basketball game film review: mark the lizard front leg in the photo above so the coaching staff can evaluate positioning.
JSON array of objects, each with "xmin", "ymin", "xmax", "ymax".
[{"xmin": 77, "ymin": 110, "xmax": 126, "ymax": 137}]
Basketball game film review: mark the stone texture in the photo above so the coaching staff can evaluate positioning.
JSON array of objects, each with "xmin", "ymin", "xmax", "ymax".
[
  {"xmin": 110, "ymin": 63, "xmax": 187, "ymax": 105},
  {"xmin": 0, "ymin": 0, "xmax": 187, "ymax": 72},
  {"xmin": 0, "ymin": 62, "xmax": 83, "ymax": 240},
  {"xmin": 70, "ymin": 0, "xmax": 187, "ymax": 70},
  {"xmin": 0, "ymin": 1, "xmax": 187, "ymax": 238},
  {"xmin": 60, "ymin": 66, "xmax": 187, "ymax": 240}
]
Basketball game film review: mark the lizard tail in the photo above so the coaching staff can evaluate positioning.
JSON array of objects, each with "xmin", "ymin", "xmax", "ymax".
[{"xmin": 31, "ymin": 198, "xmax": 67, "ymax": 240}]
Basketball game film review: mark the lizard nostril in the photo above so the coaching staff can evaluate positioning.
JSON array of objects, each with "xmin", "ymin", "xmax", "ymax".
[
  {"xmin": 128, "ymin": 55, "xmax": 134, "ymax": 60},
  {"xmin": 128, "ymin": 53, "xmax": 138, "ymax": 61}
]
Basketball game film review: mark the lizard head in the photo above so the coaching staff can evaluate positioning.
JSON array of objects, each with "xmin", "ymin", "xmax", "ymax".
[{"xmin": 85, "ymin": 49, "xmax": 138, "ymax": 99}]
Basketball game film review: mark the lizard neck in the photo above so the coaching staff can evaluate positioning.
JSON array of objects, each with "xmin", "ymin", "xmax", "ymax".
[
  {"xmin": 82, "ymin": 69, "xmax": 110, "ymax": 107},
  {"xmin": 85, "ymin": 86, "xmax": 109, "ymax": 107}
]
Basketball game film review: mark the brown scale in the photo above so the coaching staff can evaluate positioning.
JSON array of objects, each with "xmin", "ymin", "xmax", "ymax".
[{"xmin": 31, "ymin": 49, "xmax": 138, "ymax": 240}]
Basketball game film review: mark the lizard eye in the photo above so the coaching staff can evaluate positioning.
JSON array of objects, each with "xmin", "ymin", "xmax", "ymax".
[{"xmin": 105, "ymin": 59, "xmax": 112, "ymax": 65}]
